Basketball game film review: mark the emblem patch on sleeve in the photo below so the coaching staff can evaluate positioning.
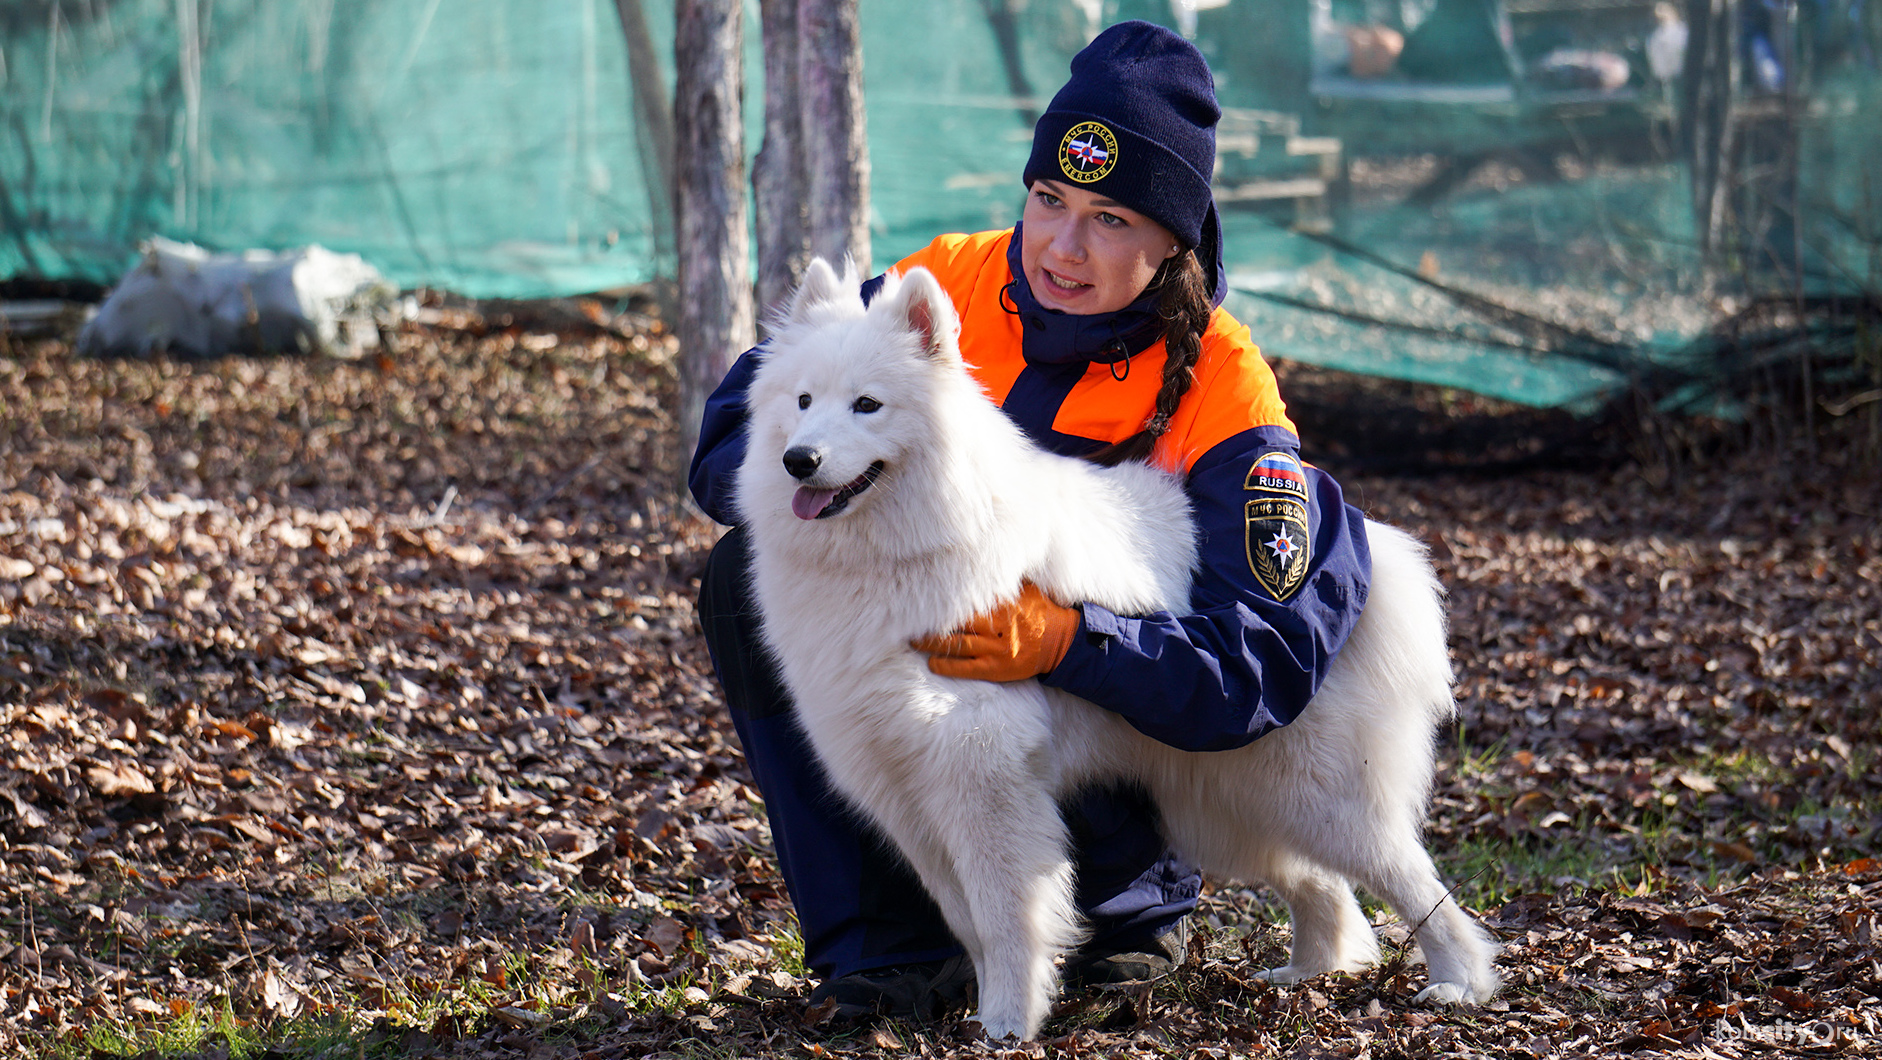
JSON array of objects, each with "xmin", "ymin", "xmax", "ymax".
[
  {"xmin": 1244, "ymin": 450, "xmax": 1309, "ymax": 502},
  {"xmin": 1245, "ymin": 497, "xmax": 1310, "ymax": 601}
]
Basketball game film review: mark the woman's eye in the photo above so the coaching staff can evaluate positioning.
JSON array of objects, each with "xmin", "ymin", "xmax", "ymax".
[
  {"xmin": 853, "ymin": 396, "xmax": 882, "ymax": 414},
  {"xmin": 1035, "ymin": 190, "xmax": 1061, "ymax": 207},
  {"xmin": 798, "ymin": 393, "xmax": 811, "ymax": 409},
  {"xmin": 1097, "ymin": 212, "xmax": 1126, "ymax": 227}
]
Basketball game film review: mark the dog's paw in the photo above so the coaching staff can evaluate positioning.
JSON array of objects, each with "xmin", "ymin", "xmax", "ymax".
[
  {"xmin": 1412, "ymin": 963, "xmax": 1502, "ymax": 1006},
  {"xmin": 1411, "ymin": 981, "xmax": 1474, "ymax": 1005},
  {"xmin": 963, "ymin": 1015, "xmax": 1026, "ymax": 1041},
  {"xmin": 1252, "ymin": 964, "xmax": 1317, "ymax": 986}
]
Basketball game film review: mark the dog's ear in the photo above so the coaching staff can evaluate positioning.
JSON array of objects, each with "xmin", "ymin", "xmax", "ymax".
[
  {"xmin": 785, "ymin": 258, "xmax": 848, "ymax": 326},
  {"xmin": 883, "ymin": 267, "xmax": 959, "ymax": 361}
]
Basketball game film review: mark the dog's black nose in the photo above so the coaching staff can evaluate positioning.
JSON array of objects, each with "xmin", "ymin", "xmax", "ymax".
[{"xmin": 782, "ymin": 446, "xmax": 821, "ymax": 480}]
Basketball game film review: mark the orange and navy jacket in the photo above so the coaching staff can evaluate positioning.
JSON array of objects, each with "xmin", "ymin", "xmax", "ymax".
[{"xmin": 689, "ymin": 230, "xmax": 1371, "ymax": 752}]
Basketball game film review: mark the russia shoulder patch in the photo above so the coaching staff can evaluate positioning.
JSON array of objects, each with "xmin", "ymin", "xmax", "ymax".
[
  {"xmin": 1244, "ymin": 451, "xmax": 1309, "ymax": 502},
  {"xmin": 1245, "ymin": 496, "xmax": 1310, "ymax": 601}
]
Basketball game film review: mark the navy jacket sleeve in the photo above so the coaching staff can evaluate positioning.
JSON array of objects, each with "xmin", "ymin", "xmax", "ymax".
[
  {"xmin": 687, "ymin": 346, "xmax": 766, "ymax": 525},
  {"xmin": 1040, "ymin": 425, "xmax": 1372, "ymax": 752}
]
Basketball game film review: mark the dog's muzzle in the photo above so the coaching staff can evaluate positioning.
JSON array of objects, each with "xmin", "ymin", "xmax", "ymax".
[{"xmin": 790, "ymin": 460, "xmax": 885, "ymax": 520}]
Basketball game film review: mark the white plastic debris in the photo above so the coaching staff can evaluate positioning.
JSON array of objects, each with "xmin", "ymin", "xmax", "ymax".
[
  {"xmin": 76, "ymin": 238, "xmax": 398, "ymax": 359},
  {"xmin": 0, "ymin": 300, "xmax": 89, "ymax": 339},
  {"xmin": 1647, "ymin": 2, "xmax": 1689, "ymax": 84}
]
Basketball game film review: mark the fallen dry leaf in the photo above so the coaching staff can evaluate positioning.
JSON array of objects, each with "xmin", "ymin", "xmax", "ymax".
[{"xmin": 84, "ymin": 762, "xmax": 154, "ymax": 796}]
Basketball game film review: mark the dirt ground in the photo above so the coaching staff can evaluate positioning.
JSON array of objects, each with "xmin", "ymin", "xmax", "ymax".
[{"xmin": 1, "ymin": 310, "xmax": 1877, "ymax": 1058}]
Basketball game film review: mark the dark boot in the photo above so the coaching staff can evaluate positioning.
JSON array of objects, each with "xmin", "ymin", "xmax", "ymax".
[
  {"xmin": 1062, "ymin": 916, "xmax": 1192, "ymax": 987},
  {"xmin": 806, "ymin": 953, "xmax": 977, "ymax": 1021}
]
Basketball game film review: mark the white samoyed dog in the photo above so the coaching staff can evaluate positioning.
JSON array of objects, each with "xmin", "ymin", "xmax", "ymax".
[{"xmin": 733, "ymin": 259, "xmax": 1500, "ymax": 1040}]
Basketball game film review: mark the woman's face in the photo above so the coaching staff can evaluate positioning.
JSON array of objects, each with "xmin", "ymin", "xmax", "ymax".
[{"xmin": 1020, "ymin": 179, "xmax": 1181, "ymax": 316}]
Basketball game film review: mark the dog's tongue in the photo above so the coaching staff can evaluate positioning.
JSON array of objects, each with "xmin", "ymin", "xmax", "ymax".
[{"xmin": 791, "ymin": 486, "xmax": 839, "ymax": 520}]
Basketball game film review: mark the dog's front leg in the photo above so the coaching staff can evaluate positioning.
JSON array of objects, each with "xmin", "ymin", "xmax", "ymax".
[
  {"xmin": 855, "ymin": 750, "xmax": 1073, "ymax": 1038},
  {"xmin": 864, "ymin": 795, "xmax": 986, "ymax": 967},
  {"xmin": 922, "ymin": 755, "xmax": 1079, "ymax": 1040}
]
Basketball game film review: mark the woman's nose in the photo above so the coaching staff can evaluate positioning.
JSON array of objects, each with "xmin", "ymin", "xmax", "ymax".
[{"xmin": 1049, "ymin": 219, "xmax": 1085, "ymax": 261}]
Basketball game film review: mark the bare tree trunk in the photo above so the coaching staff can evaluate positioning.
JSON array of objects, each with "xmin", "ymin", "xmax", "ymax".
[
  {"xmin": 1683, "ymin": 0, "xmax": 1742, "ymax": 260},
  {"xmin": 797, "ymin": 0, "xmax": 871, "ymax": 272},
  {"xmin": 674, "ymin": 0, "xmax": 756, "ymax": 472},
  {"xmin": 614, "ymin": 0, "xmax": 676, "ymax": 274},
  {"xmin": 980, "ymin": 0, "xmax": 1039, "ymax": 129},
  {"xmin": 753, "ymin": 0, "xmax": 872, "ymax": 327},
  {"xmin": 754, "ymin": 0, "xmax": 810, "ymax": 326}
]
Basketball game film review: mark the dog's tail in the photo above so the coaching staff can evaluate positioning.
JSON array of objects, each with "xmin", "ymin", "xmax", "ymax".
[
  {"xmin": 1305, "ymin": 519, "xmax": 1457, "ymax": 831},
  {"xmin": 1349, "ymin": 520, "xmax": 1458, "ymax": 729}
]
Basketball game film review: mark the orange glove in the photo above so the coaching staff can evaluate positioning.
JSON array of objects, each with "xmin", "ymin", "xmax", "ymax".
[{"xmin": 913, "ymin": 581, "xmax": 1080, "ymax": 682}]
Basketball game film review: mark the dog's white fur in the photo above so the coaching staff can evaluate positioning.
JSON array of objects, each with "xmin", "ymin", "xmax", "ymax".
[{"xmin": 735, "ymin": 259, "xmax": 1500, "ymax": 1040}]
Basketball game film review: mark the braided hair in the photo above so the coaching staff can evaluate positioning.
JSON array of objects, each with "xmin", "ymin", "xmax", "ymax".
[{"xmin": 1088, "ymin": 249, "xmax": 1212, "ymax": 467}]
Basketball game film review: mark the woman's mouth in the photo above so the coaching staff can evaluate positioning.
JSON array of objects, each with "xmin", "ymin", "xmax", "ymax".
[{"xmin": 1044, "ymin": 269, "xmax": 1090, "ymax": 291}]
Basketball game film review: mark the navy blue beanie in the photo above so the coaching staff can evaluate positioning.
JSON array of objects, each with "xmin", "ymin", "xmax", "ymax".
[{"xmin": 1023, "ymin": 20, "xmax": 1224, "ymax": 299}]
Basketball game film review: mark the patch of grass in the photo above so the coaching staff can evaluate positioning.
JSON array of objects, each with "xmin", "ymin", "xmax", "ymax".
[
  {"xmin": 1440, "ymin": 832, "xmax": 1628, "ymax": 909},
  {"xmin": 351, "ymin": 922, "xmax": 724, "ymax": 1041},
  {"xmin": 49, "ymin": 1000, "xmax": 362, "ymax": 1060},
  {"xmin": 659, "ymin": 1038, "xmax": 768, "ymax": 1060},
  {"xmin": 614, "ymin": 977, "xmax": 711, "ymax": 1017},
  {"xmin": 381, "ymin": 975, "xmax": 482, "ymax": 1035},
  {"xmin": 1429, "ymin": 735, "xmax": 1880, "ymax": 912},
  {"xmin": 552, "ymin": 882, "xmax": 629, "ymax": 913},
  {"xmin": 1659, "ymin": 748, "xmax": 1880, "ymax": 868},
  {"xmin": 763, "ymin": 916, "xmax": 808, "ymax": 979},
  {"xmin": 1449, "ymin": 726, "xmax": 1509, "ymax": 783}
]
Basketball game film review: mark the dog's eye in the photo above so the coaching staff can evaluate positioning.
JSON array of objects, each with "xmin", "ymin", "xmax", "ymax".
[
  {"xmin": 798, "ymin": 393, "xmax": 811, "ymax": 410},
  {"xmin": 853, "ymin": 396, "xmax": 882, "ymax": 414}
]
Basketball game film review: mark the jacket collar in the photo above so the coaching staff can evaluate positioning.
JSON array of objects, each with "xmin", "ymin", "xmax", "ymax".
[{"xmin": 1003, "ymin": 225, "xmax": 1167, "ymax": 367}]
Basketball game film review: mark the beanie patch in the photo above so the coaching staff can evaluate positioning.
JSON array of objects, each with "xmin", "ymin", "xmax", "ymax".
[{"xmin": 1058, "ymin": 121, "xmax": 1119, "ymax": 184}]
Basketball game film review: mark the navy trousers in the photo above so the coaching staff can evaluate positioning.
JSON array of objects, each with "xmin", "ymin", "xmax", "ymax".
[{"xmin": 697, "ymin": 525, "xmax": 1198, "ymax": 980}]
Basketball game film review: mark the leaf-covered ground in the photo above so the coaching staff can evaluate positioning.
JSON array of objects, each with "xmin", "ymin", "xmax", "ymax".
[{"xmin": 2, "ymin": 312, "xmax": 1878, "ymax": 1059}]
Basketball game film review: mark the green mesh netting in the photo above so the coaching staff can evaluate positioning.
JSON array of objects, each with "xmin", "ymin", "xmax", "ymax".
[
  {"xmin": 3, "ymin": 0, "xmax": 1877, "ymax": 407},
  {"xmin": 1, "ymin": 0, "xmax": 677, "ymax": 297}
]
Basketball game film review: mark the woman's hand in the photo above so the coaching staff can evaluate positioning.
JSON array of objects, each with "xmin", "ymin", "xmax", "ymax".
[{"xmin": 913, "ymin": 581, "xmax": 1079, "ymax": 682}]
